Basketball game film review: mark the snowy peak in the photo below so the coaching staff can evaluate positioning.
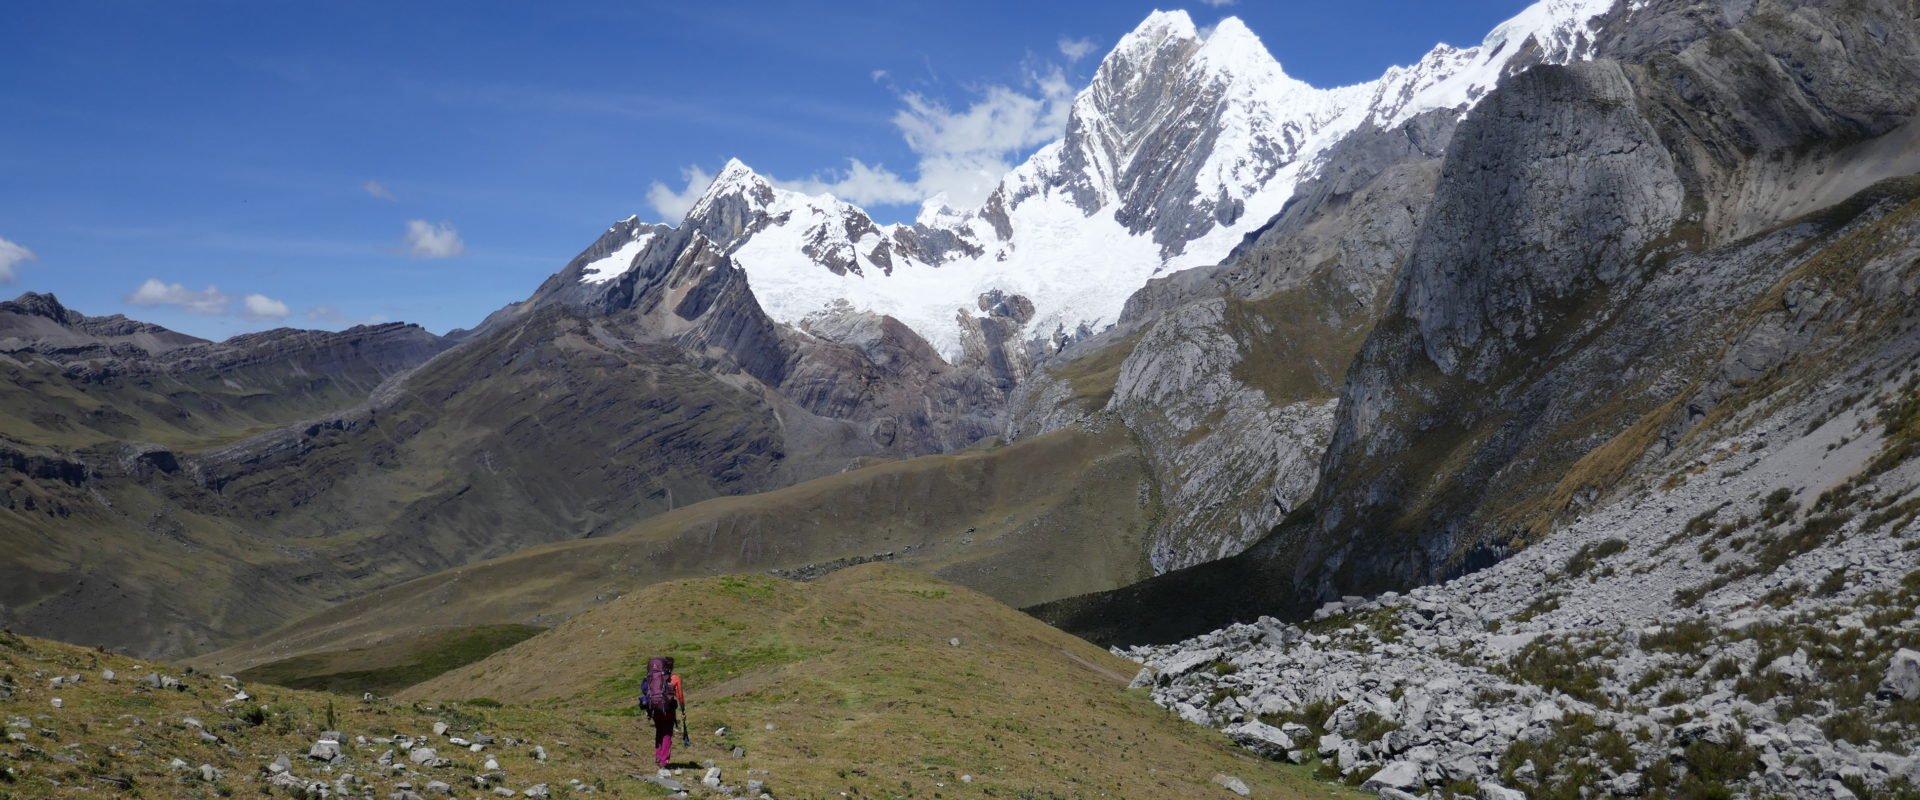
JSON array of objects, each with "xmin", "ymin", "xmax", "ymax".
[
  {"xmin": 569, "ymin": 1, "xmax": 1625, "ymax": 363},
  {"xmin": 1112, "ymin": 9, "xmax": 1201, "ymax": 54}
]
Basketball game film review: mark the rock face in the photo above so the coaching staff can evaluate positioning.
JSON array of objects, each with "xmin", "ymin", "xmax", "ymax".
[
  {"xmin": 1007, "ymin": 107, "xmax": 1460, "ymax": 570},
  {"xmin": 1125, "ymin": 379, "xmax": 1920, "ymax": 797},
  {"xmin": 1034, "ymin": 0, "xmax": 1920, "ymax": 647},
  {"xmin": 1290, "ymin": 0, "xmax": 1920, "ymax": 601}
]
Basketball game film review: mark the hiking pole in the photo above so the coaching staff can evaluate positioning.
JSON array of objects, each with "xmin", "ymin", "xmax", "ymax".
[{"xmin": 679, "ymin": 712, "xmax": 692, "ymax": 747}]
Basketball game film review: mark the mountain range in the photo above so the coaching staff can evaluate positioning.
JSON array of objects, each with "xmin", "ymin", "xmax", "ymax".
[
  {"xmin": 7, "ymin": 0, "xmax": 1920, "ymax": 796},
  {"xmin": 4, "ymin": 1, "xmax": 1634, "ymax": 659}
]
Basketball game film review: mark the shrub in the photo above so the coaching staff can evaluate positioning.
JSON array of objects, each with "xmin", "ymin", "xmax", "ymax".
[
  {"xmin": 1645, "ymin": 620, "xmax": 1714, "ymax": 654},
  {"xmin": 1565, "ymin": 538, "xmax": 1629, "ymax": 577}
]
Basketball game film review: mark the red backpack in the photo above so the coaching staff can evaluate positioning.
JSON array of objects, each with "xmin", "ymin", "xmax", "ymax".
[{"xmin": 638, "ymin": 656, "xmax": 676, "ymax": 715}]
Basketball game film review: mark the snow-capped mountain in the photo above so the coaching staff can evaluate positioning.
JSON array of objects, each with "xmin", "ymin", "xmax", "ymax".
[{"xmin": 575, "ymin": 0, "xmax": 1622, "ymax": 360}]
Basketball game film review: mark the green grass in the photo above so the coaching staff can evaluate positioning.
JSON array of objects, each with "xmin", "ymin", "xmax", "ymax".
[
  {"xmin": 404, "ymin": 565, "xmax": 1362, "ymax": 799},
  {"xmin": 1564, "ymin": 538, "xmax": 1628, "ymax": 577},
  {"xmin": 236, "ymin": 624, "xmax": 544, "ymax": 695}
]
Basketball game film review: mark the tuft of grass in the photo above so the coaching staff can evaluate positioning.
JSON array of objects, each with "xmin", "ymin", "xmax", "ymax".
[
  {"xmin": 1564, "ymin": 538, "xmax": 1628, "ymax": 577},
  {"xmin": 1645, "ymin": 620, "xmax": 1714, "ymax": 654},
  {"xmin": 1502, "ymin": 637, "xmax": 1615, "ymax": 707}
]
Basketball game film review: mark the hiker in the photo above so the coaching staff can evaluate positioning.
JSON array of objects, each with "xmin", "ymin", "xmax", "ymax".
[{"xmin": 639, "ymin": 656, "xmax": 687, "ymax": 767}]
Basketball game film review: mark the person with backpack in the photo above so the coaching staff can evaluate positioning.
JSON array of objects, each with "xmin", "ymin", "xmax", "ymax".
[{"xmin": 638, "ymin": 656, "xmax": 687, "ymax": 767}]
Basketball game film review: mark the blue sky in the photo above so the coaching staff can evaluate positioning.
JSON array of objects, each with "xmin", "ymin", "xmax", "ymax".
[{"xmin": 0, "ymin": 1, "xmax": 1532, "ymax": 340}]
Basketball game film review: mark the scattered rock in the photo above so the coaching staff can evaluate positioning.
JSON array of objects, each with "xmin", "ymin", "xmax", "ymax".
[
  {"xmin": 1210, "ymin": 773, "xmax": 1250, "ymax": 796},
  {"xmin": 309, "ymin": 740, "xmax": 342, "ymax": 761}
]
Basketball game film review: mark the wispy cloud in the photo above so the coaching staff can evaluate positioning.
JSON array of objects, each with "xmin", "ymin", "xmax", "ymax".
[
  {"xmin": 403, "ymin": 220, "xmax": 464, "ymax": 258},
  {"xmin": 1057, "ymin": 37, "xmax": 1098, "ymax": 62},
  {"xmin": 363, "ymin": 180, "xmax": 397, "ymax": 201},
  {"xmin": 126, "ymin": 279, "xmax": 231, "ymax": 315},
  {"xmin": 646, "ymin": 165, "xmax": 716, "ymax": 222},
  {"xmin": 305, "ymin": 304, "xmax": 391, "ymax": 327},
  {"xmin": 778, "ymin": 160, "xmax": 921, "ymax": 207},
  {"xmin": 241, "ymin": 293, "xmax": 291, "ymax": 321},
  {"xmin": 661, "ymin": 64, "xmax": 1079, "ymax": 213},
  {"xmin": 0, "ymin": 236, "xmax": 36, "ymax": 283},
  {"xmin": 1199, "ymin": 0, "xmax": 1237, "ymax": 6}
]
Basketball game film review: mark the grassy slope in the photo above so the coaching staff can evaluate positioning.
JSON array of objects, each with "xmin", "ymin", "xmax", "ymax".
[
  {"xmin": 404, "ymin": 565, "xmax": 1358, "ymax": 800},
  {"xmin": 234, "ymin": 625, "xmax": 544, "ymax": 696},
  {"xmin": 0, "ymin": 629, "xmax": 676, "ymax": 799},
  {"xmin": 0, "ymin": 570, "xmax": 1359, "ymax": 800},
  {"xmin": 194, "ymin": 424, "xmax": 1157, "ymax": 680}
]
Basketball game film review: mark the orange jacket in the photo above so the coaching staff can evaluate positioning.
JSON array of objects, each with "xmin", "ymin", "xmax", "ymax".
[{"xmin": 670, "ymin": 673, "xmax": 685, "ymax": 707}]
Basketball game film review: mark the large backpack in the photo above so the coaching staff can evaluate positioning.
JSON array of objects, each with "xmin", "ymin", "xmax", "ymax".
[{"xmin": 638, "ymin": 656, "xmax": 676, "ymax": 715}]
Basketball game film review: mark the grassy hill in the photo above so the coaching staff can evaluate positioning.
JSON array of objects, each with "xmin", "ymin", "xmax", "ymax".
[
  {"xmin": 0, "ymin": 567, "xmax": 1359, "ymax": 799},
  {"xmin": 194, "ymin": 423, "xmax": 1159, "ymax": 683}
]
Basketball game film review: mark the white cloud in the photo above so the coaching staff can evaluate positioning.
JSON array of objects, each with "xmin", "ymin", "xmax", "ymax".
[
  {"xmin": 777, "ymin": 159, "xmax": 923, "ymax": 207},
  {"xmin": 1199, "ymin": 0, "xmax": 1237, "ymax": 6},
  {"xmin": 884, "ymin": 66, "xmax": 1076, "ymax": 206},
  {"xmin": 363, "ymin": 180, "xmax": 397, "ymax": 201},
  {"xmin": 773, "ymin": 66, "xmax": 1076, "ymax": 210},
  {"xmin": 241, "ymin": 293, "xmax": 291, "ymax": 320},
  {"xmin": 126, "ymin": 279, "xmax": 231, "ymax": 315},
  {"xmin": 647, "ymin": 60, "xmax": 1080, "ymax": 216},
  {"xmin": 1057, "ymin": 37, "xmax": 1098, "ymax": 62},
  {"xmin": 403, "ymin": 220, "xmax": 464, "ymax": 258},
  {"xmin": 870, "ymin": 69, "xmax": 889, "ymax": 82},
  {"xmin": 0, "ymin": 236, "xmax": 36, "ymax": 283},
  {"xmin": 646, "ymin": 165, "xmax": 715, "ymax": 221}
]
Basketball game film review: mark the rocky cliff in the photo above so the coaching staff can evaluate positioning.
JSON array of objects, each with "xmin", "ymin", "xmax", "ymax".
[{"xmin": 1036, "ymin": 0, "xmax": 1920, "ymax": 647}]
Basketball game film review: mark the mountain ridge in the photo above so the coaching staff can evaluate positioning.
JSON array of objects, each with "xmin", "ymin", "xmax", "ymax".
[{"xmin": 559, "ymin": 2, "xmax": 1624, "ymax": 362}]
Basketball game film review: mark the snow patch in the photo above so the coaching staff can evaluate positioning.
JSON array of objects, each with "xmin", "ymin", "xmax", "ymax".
[{"xmin": 579, "ymin": 233, "xmax": 654, "ymax": 284}]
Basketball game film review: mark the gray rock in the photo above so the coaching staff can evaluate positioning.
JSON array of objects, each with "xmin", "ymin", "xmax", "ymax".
[
  {"xmin": 1210, "ymin": 773, "xmax": 1251, "ymax": 797},
  {"xmin": 409, "ymin": 747, "xmax": 438, "ymax": 765},
  {"xmin": 1361, "ymin": 761, "xmax": 1423, "ymax": 792},
  {"xmin": 425, "ymin": 780, "xmax": 452, "ymax": 795},
  {"xmin": 1129, "ymin": 668, "xmax": 1155, "ymax": 689},
  {"xmin": 1479, "ymin": 782, "xmax": 1528, "ymax": 800},
  {"xmin": 1223, "ymin": 719, "xmax": 1295, "ymax": 760},
  {"xmin": 1879, "ymin": 649, "xmax": 1920, "ymax": 700}
]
